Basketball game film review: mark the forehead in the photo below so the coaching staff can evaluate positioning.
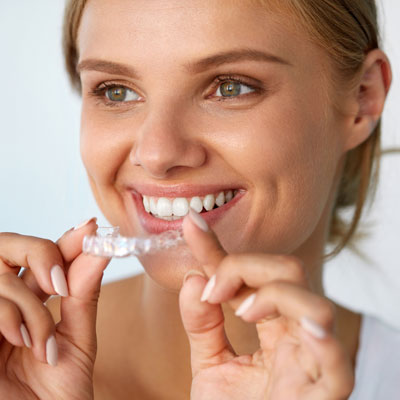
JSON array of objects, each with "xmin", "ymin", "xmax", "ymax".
[{"xmin": 77, "ymin": 0, "xmax": 312, "ymax": 66}]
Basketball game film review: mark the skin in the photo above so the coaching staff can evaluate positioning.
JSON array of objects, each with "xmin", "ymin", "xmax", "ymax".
[{"xmin": 0, "ymin": 0, "xmax": 391, "ymax": 399}]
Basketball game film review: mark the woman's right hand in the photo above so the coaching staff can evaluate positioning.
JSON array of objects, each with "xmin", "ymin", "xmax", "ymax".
[{"xmin": 0, "ymin": 218, "xmax": 110, "ymax": 400}]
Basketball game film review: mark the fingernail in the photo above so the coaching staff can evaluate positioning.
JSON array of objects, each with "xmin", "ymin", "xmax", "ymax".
[
  {"xmin": 183, "ymin": 269, "xmax": 206, "ymax": 284},
  {"xmin": 200, "ymin": 274, "xmax": 216, "ymax": 302},
  {"xmin": 74, "ymin": 217, "xmax": 97, "ymax": 231},
  {"xmin": 300, "ymin": 317, "xmax": 327, "ymax": 339},
  {"xmin": 235, "ymin": 293, "xmax": 256, "ymax": 317},
  {"xmin": 46, "ymin": 335, "xmax": 58, "ymax": 366},
  {"xmin": 183, "ymin": 269, "xmax": 206, "ymax": 283},
  {"xmin": 188, "ymin": 208, "xmax": 208, "ymax": 232},
  {"xmin": 50, "ymin": 265, "xmax": 69, "ymax": 297},
  {"xmin": 20, "ymin": 323, "xmax": 32, "ymax": 348}
]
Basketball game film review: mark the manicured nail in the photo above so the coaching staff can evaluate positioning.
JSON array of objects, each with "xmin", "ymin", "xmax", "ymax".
[
  {"xmin": 50, "ymin": 265, "xmax": 69, "ymax": 297},
  {"xmin": 188, "ymin": 208, "xmax": 208, "ymax": 232},
  {"xmin": 74, "ymin": 217, "xmax": 97, "ymax": 231},
  {"xmin": 46, "ymin": 335, "xmax": 58, "ymax": 366},
  {"xmin": 200, "ymin": 274, "xmax": 216, "ymax": 302},
  {"xmin": 183, "ymin": 269, "xmax": 206, "ymax": 284},
  {"xmin": 20, "ymin": 323, "xmax": 32, "ymax": 348},
  {"xmin": 235, "ymin": 293, "xmax": 256, "ymax": 317},
  {"xmin": 300, "ymin": 317, "xmax": 327, "ymax": 339}
]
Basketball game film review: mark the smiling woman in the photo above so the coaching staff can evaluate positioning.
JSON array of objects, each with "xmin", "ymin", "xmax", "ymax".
[{"xmin": 0, "ymin": 1, "xmax": 399, "ymax": 400}]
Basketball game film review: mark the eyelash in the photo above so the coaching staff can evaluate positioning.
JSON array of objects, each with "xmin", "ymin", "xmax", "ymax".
[{"xmin": 88, "ymin": 75, "xmax": 263, "ymax": 107}]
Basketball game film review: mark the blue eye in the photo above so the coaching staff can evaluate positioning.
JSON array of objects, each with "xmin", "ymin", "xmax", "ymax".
[
  {"xmin": 105, "ymin": 86, "xmax": 140, "ymax": 102},
  {"xmin": 216, "ymin": 81, "xmax": 255, "ymax": 98}
]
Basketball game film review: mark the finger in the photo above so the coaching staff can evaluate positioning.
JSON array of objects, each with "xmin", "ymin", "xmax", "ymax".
[
  {"xmin": 0, "ymin": 232, "xmax": 66, "ymax": 300},
  {"xmin": 20, "ymin": 217, "xmax": 98, "ymax": 302},
  {"xmin": 202, "ymin": 253, "xmax": 307, "ymax": 304},
  {"xmin": 0, "ymin": 273, "xmax": 57, "ymax": 365},
  {"xmin": 233, "ymin": 281, "xmax": 335, "ymax": 333},
  {"xmin": 182, "ymin": 209, "xmax": 227, "ymax": 276},
  {"xmin": 0, "ymin": 297, "xmax": 26, "ymax": 347},
  {"xmin": 299, "ymin": 329, "xmax": 354, "ymax": 399},
  {"xmin": 179, "ymin": 271, "xmax": 235, "ymax": 377},
  {"xmin": 55, "ymin": 251, "xmax": 110, "ymax": 359}
]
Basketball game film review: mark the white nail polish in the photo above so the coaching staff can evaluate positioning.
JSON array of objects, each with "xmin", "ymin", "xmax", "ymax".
[
  {"xmin": 235, "ymin": 293, "xmax": 256, "ymax": 317},
  {"xmin": 20, "ymin": 323, "xmax": 32, "ymax": 348},
  {"xmin": 300, "ymin": 317, "xmax": 327, "ymax": 339},
  {"xmin": 74, "ymin": 217, "xmax": 96, "ymax": 231},
  {"xmin": 200, "ymin": 275, "xmax": 216, "ymax": 302},
  {"xmin": 50, "ymin": 265, "xmax": 69, "ymax": 297},
  {"xmin": 188, "ymin": 208, "xmax": 209, "ymax": 232},
  {"xmin": 46, "ymin": 335, "xmax": 58, "ymax": 366}
]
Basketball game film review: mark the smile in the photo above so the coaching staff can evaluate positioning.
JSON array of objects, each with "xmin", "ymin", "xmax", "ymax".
[{"xmin": 142, "ymin": 190, "xmax": 239, "ymax": 221}]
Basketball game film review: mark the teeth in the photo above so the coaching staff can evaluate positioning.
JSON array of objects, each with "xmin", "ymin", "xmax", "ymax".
[
  {"xmin": 203, "ymin": 194, "xmax": 215, "ymax": 211},
  {"xmin": 143, "ymin": 190, "xmax": 238, "ymax": 218},
  {"xmin": 157, "ymin": 197, "xmax": 172, "ymax": 217},
  {"xmin": 150, "ymin": 197, "xmax": 158, "ymax": 215},
  {"xmin": 143, "ymin": 195, "xmax": 150, "ymax": 212},
  {"xmin": 190, "ymin": 196, "xmax": 203, "ymax": 213},
  {"xmin": 215, "ymin": 191, "xmax": 225, "ymax": 207},
  {"xmin": 172, "ymin": 198, "xmax": 189, "ymax": 216}
]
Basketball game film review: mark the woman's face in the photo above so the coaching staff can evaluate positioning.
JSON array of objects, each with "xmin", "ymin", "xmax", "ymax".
[{"xmin": 78, "ymin": 0, "xmax": 348, "ymax": 289}]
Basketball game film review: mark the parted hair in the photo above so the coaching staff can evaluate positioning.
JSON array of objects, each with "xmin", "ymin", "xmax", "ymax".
[{"xmin": 62, "ymin": 0, "xmax": 383, "ymax": 258}]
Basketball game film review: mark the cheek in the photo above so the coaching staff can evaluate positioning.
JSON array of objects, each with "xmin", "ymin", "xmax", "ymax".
[
  {"xmin": 80, "ymin": 106, "xmax": 132, "ymax": 185},
  {"xmin": 211, "ymin": 94, "xmax": 341, "ymax": 253},
  {"xmin": 80, "ymin": 105, "xmax": 135, "ymax": 226}
]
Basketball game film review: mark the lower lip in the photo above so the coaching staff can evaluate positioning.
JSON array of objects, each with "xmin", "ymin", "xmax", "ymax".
[{"xmin": 131, "ymin": 191, "xmax": 245, "ymax": 234}]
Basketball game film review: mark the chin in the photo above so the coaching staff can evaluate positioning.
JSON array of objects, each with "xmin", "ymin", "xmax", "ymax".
[{"xmin": 138, "ymin": 244, "xmax": 202, "ymax": 292}]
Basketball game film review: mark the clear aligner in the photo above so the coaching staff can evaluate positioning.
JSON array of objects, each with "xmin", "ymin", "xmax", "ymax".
[{"xmin": 82, "ymin": 227, "xmax": 185, "ymax": 258}]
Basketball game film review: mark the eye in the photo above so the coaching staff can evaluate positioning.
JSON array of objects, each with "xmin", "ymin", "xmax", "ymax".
[
  {"xmin": 105, "ymin": 86, "xmax": 140, "ymax": 102},
  {"xmin": 215, "ymin": 81, "xmax": 255, "ymax": 98}
]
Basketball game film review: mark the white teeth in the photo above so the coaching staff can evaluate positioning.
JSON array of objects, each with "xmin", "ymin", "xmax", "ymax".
[
  {"xmin": 157, "ymin": 197, "xmax": 173, "ymax": 217},
  {"xmin": 215, "ymin": 191, "xmax": 225, "ymax": 207},
  {"xmin": 143, "ymin": 195, "xmax": 150, "ymax": 212},
  {"xmin": 142, "ymin": 189, "xmax": 238, "ymax": 218},
  {"xmin": 172, "ymin": 198, "xmax": 189, "ymax": 217},
  {"xmin": 150, "ymin": 197, "xmax": 158, "ymax": 215},
  {"xmin": 190, "ymin": 196, "xmax": 203, "ymax": 213},
  {"xmin": 203, "ymin": 194, "xmax": 215, "ymax": 211}
]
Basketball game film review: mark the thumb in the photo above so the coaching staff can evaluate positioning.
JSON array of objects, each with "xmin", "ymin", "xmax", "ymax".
[
  {"xmin": 182, "ymin": 209, "xmax": 227, "ymax": 277},
  {"xmin": 180, "ymin": 271, "xmax": 235, "ymax": 377},
  {"xmin": 56, "ymin": 249, "xmax": 110, "ymax": 358}
]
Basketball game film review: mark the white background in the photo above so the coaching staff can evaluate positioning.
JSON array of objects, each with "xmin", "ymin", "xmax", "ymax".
[{"xmin": 0, "ymin": 1, "xmax": 399, "ymax": 328}]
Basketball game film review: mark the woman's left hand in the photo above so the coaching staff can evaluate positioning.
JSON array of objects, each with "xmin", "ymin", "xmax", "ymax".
[{"xmin": 180, "ymin": 212, "xmax": 354, "ymax": 400}]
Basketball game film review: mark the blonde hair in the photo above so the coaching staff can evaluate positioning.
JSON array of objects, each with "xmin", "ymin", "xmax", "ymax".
[{"xmin": 63, "ymin": 0, "xmax": 383, "ymax": 257}]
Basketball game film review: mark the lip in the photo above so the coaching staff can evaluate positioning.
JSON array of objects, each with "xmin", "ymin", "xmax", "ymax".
[
  {"xmin": 128, "ymin": 183, "xmax": 243, "ymax": 198},
  {"xmin": 130, "ymin": 186, "xmax": 246, "ymax": 234}
]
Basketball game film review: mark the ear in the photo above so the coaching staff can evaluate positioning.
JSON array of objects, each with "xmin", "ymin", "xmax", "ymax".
[{"xmin": 343, "ymin": 49, "xmax": 392, "ymax": 152}]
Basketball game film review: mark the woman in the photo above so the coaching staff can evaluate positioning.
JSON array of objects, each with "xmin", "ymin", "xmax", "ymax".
[{"xmin": 0, "ymin": 0, "xmax": 397, "ymax": 399}]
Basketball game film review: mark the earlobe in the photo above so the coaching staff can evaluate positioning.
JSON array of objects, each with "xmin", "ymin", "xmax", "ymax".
[{"xmin": 343, "ymin": 49, "xmax": 392, "ymax": 152}]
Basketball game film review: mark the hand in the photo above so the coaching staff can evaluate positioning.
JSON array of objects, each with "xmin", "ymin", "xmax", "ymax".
[
  {"xmin": 179, "ymin": 210, "xmax": 354, "ymax": 400},
  {"xmin": 0, "ymin": 218, "xmax": 110, "ymax": 400}
]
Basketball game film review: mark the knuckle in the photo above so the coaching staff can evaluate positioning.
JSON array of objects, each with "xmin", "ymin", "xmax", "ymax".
[{"xmin": 32, "ymin": 238, "xmax": 57, "ymax": 255}]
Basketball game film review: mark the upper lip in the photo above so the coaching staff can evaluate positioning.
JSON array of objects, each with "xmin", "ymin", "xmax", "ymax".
[{"xmin": 128, "ymin": 183, "xmax": 244, "ymax": 198}]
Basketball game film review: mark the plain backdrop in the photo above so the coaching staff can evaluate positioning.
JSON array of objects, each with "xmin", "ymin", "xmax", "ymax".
[{"xmin": 1, "ymin": 1, "xmax": 399, "ymax": 328}]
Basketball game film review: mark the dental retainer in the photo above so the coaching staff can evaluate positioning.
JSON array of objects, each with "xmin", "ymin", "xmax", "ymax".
[{"xmin": 82, "ymin": 227, "xmax": 185, "ymax": 258}]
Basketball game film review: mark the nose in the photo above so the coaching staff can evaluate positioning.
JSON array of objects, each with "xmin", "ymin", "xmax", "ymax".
[{"xmin": 130, "ymin": 107, "xmax": 207, "ymax": 179}]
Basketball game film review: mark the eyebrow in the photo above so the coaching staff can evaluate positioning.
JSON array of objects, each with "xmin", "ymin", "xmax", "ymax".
[{"xmin": 76, "ymin": 49, "xmax": 291, "ymax": 78}]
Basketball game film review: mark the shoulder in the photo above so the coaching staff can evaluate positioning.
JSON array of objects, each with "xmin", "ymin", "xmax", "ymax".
[{"xmin": 351, "ymin": 315, "xmax": 400, "ymax": 400}]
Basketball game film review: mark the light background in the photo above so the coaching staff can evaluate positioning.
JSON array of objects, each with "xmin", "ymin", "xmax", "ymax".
[{"xmin": 0, "ymin": 1, "xmax": 399, "ymax": 328}]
